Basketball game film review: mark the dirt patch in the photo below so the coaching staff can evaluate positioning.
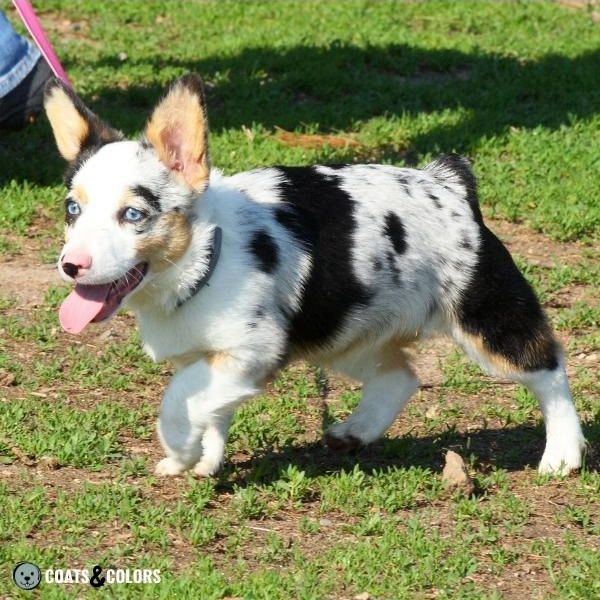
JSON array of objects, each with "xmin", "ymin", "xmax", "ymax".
[{"xmin": 0, "ymin": 255, "xmax": 59, "ymax": 307}]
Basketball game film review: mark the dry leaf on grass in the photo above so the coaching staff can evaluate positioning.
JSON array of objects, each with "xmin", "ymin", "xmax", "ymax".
[{"xmin": 274, "ymin": 126, "xmax": 361, "ymax": 149}]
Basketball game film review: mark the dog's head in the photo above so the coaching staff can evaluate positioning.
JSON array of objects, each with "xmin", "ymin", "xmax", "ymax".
[{"xmin": 44, "ymin": 74, "xmax": 210, "ymax": 333}]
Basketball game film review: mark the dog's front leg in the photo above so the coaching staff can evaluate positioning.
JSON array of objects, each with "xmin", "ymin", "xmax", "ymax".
[{"xmin": 154, "ymin": 358, "xmax": 260, "ymax": 477}]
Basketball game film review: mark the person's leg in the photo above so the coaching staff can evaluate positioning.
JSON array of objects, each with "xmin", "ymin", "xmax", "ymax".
[
  {"xmin": 0, "ymin": 10, "xmax": 52, "ymax": 130},
  {"xmin": 0, "ymin": 11, "xmax": 40, "ymax": 97}
]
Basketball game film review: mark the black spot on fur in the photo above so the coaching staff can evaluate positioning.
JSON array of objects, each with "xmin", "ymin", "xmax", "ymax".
[
  {"xmin": 451, "ymin": 211, "xmax": 461, "ymax": 219},
  {"xmin": 274, "ymin": 206, "xmax": 316, "ymax": 251},
  {"xmin": 132, "ymin": 185, "xmax": 161, "ymax": 212},
  {"xmin": 386, "ymin": 251, "xmax": 401, "ymax": 286},
  {"xmin": 326, "ymin": 164, "xmax": 350, "ymax": 170},
  {"xmin": 431, "ymin": 154, "xmax": 481, "ymax": 221},
  {"xmin": 459, "ymin": 238, "xmax": 472, "ymax": 250},
  {"xmin": 397, "ymin": 175, "xmax": 412, "ymax": 197},
  {"xmin": 457, "ymin": 225, "xmax": 558, "ymax": 372},
  {"xmin": 383, "ymin": 212, "xmax": 407, "ymax": 255},
  {"xmin": 249, "ymin": 230, "xmax": 279, "ymax": 274},
  {"xmin": 274, "ymin": 166, "xmax": 372, "ymax": 349},
  {"xmin": 428, "ymin": 192, "xmax": 443, "ymax": 209},
  {"xmin": 373, "ymin": 258, "xmax": 383, "ymax": 271}
]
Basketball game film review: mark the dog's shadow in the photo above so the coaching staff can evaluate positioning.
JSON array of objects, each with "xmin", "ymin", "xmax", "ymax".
[
  {"xmin": 2, "ymin": 43, "xmax": 599, "ymax": 186},
  {"xmin": 223, "ymin": 412, "xmax": 599, "ymax": 487}
]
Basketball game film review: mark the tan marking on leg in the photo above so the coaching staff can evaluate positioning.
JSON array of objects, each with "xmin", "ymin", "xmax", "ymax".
[
  {"xmin": 460, "ymin": 330, "xmax": 558, "ymax": 376},
  {"xmin": 376, "ymin": 336, "xmax": 414, "ymax": 373}
]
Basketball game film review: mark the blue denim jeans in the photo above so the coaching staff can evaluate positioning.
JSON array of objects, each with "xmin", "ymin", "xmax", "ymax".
[{"xmin": 0, "ymin": 11, "xmax": 40, "ymax": 97}]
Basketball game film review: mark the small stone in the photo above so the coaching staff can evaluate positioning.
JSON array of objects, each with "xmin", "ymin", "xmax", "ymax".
[
  {"xmin": 354, "ymin": 594, "xmax": 371, "ymax": 600},
  {"xmin": 118, "ymin": 52, "xmax": 128, "ymax": 62},
  {"xmin": 442, "ymin": 450, "xmax": 474, "ymax": 495},
  {"xmin": 425, "ymin": 405, "xmax": 438, "ymax": 419},
  {"xmin": 39, "ymin": 456, "xmax": 60, "ymax": 470},
  {"xmin": 0, "ymin": 370, "xmax": 16, "ymax": 386},
  {"xmin": 319, "ymin": 518, "xmax": 332, "ymax": 526}
]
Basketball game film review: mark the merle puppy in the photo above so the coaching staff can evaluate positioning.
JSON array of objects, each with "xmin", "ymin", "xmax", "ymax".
[{"xmin": 43, "ymin": 74, "xmax": 585, "ymax": 477}]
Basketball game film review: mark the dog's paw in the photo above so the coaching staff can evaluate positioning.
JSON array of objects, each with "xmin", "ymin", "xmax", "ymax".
[
  {"xmin": 538, "ymin": 443, "xmax": 583, "ymax": 476},
  {"xmin": 155, "ymin": 457, "xmax": 187, "ymax": 476},
  {"xmin": 193, "ymin": 458, "xmax": 221, "ymax": 478},
  {"xmin": 324, "ymin": 429, "xmax": 364, "ymax": 452}
]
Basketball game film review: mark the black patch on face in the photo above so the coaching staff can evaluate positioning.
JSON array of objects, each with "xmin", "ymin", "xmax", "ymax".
[
  {"xmin": 249, "ymin": 230, "xmax": 279, "ymax": 274},
  {"xmin": 274, "ymin": 166, "xmax": 373, "ymax": 349},
  {"xmin": 383, "ymin": 212, "xmax": 407, "ymax": 255},
  {"xmin": 132, "ymin": 185, "xmax": 161, "ymax": 213},
  {"xmin": 457, "ymin": 225, "xmax": 558, "ymax": 372}
]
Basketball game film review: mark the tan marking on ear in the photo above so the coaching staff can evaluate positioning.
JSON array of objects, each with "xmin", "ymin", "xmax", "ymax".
[
  {"xmin": 72, "ymin": 185, "xmax": 89, "ymax": 206},
  {"xmin": 145, "ymin": 82, "xmax": 210, "ymax": 190},
  {"xmin": 45, "ymin": 87, "xmax": 90, "ymax": 161},
  {"xmin": 135, "ymin": 212, "xmax": 192, "ymax": 271}
]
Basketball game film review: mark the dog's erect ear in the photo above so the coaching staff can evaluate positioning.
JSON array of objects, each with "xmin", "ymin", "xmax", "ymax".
[
  {"xmin": 44, "ymin": 79, "xmax": 123, "ymax": 162},
  {"xmin": 144, "ymin": 73, "xmax": 210, "ymax": 192}
]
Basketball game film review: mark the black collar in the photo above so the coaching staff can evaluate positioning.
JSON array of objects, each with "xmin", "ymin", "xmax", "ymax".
[{"xmin": 176, "ymin": 226, "xmax": 222, "ymax": 308}]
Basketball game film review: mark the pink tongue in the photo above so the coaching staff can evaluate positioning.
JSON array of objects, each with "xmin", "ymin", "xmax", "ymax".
[{"xmin": 59, "ymin": 284, "xmax": 112, "ymax": 334}]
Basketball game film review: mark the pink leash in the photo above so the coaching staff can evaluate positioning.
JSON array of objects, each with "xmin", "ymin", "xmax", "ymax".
[{"xmin": 12, "ymin": 0, "xmax": 71, "ymax": 86}]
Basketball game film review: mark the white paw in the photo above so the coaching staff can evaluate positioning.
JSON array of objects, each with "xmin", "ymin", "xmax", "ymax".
[
  {"xmin": 193, "ymin": 458, "xmax": 221, "ymax": 478},
  {"xmin": 155, "ymin": 457, "xmax": 187, "ymax": 476},
  {"xmin": 325, "ymin": 421, "xmax": 371, "ymax": 451},
  {"xmin": 538, "ymin": 440, "xmax": 584, "ymax": 475}
]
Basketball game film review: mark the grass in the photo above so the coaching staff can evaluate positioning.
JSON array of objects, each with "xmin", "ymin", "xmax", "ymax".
[{"xmin": 0, "ymin": 1, "xmax": 598, "ymax": 598}]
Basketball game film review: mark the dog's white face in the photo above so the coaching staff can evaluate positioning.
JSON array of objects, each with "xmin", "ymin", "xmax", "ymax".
[{"xmin": 44, "ymin": 75, "xmax": 210, "ymax": 333}]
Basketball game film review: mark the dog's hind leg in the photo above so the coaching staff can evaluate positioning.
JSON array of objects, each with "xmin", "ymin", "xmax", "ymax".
[
  {"xmin": 155, "ymin": 358, "xmax": 259, "ymax": 476},
  {"xmin": 324, "ymin": 339, "xmax": 419, "ymax": 450},
  {"xmin": 451, "ymin": 225, "xmax": 585, "ymax": 475}
]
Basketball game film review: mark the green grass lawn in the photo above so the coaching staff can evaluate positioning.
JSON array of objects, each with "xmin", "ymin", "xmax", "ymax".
[{"xmin": 0, "ymin": 1, "xmax": 598, "ymax": 598}]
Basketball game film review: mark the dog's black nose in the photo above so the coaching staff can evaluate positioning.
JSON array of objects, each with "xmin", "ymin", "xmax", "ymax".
[
  {"xmin": 24, "ymin": 576, "xmax": 30, "ymax": 581},
  {"xmin": 62, "ymin": 262, "xmax": 79, "ymax": 278}
]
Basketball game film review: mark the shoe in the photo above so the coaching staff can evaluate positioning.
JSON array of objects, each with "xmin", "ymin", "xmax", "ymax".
[{"xmin": 0, "ymin": 58, "xmax": 53, "ymax": 131}]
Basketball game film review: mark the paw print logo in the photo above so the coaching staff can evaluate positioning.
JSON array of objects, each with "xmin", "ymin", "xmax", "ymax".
[{"xmin": 13, "ymin": 562, "xmax": 41, "ymax": 590}]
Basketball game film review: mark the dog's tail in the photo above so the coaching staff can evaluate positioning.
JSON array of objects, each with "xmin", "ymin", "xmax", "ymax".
[{"xmin": 425, "ymin": 153, "xmax": 481, "ymax": 221}]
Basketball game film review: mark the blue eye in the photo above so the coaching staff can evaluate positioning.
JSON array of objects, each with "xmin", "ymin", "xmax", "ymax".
[
  {"xmin": 66, "ymin": 200, "xmax": 81, "ymax": 216},
  {"xmin": 122, "ymin": 207, "xmax": 145, "ymax": 223}
]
